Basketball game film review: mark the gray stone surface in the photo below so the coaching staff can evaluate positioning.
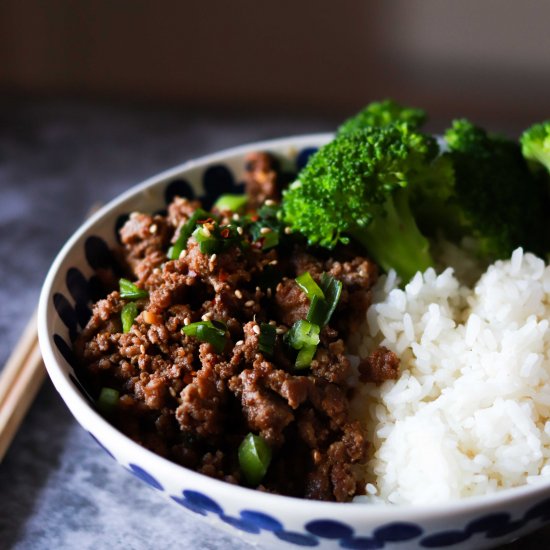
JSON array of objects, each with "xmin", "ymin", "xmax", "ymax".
[{"xmin": 0, "ymin": 100, "xmax": 549, "ymax": 549}]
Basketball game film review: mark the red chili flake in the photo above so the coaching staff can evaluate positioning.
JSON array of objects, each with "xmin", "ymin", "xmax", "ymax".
[
  {"xmin": 250, "ymin": 215, "xmax": 259, "ymax": 222},
  {"xmin": 220, "ymin": 227, "xmax": 230, "ymax": 238},
  {"xmin": 218, "ymin": 269, "xmax": 229, "ymax": 282},
  {"xmin": 198, "ymin": 217, "xmax": 216, "ymax": 225}
]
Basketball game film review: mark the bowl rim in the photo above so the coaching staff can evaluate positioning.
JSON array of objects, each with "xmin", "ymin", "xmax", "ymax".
[{"xmin": 38, "ymin": 132, "xmax": 550, "ymax": 520}]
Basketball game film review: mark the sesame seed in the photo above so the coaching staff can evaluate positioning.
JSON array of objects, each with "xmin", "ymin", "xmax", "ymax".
[
  {"xmin": 183, "ymin": 317, "xmax": 191, "ymax": 325},
  {"xmin": 232, "ymin": 213, "xmax": 240, "ymax": 221},
  {"xmin": 265, "ymin": 199, "xmax": 276, "ymax": 206},
  {"xmin": 169, "ymin": 387, "xmax": 177, "ymax": 398},
  {"xmin": 140, "ymin": 345, "xmax": 145, "ymax": 354},
  {"xmin": 234, "ymin": 289, "xmax": 243, "ymax": 299},
  {"xmin": 201, "ymin": 313, "xmax": 211, "ymax": 321},
  {"xmin": 252, "ymin": 325, "xmax": 261, "ymax": 334},
  {"xmin": 203, "ymin": 227, "xmax": 212, "ymax": 238},
  {"xmin": 245, "ymin": 300, "xmax": 255, "ymax": 307},
  {"xmin": 236, "ymin": 226, "xmax": 243, "ymax": 235},
  {"xmin": 276, "ymin": 327, "xmax": 287, "ymax": 334},
  {"xmin": 179, "ymin": 249, "xmax": 187, "ymax": 259},
  {"xmin": 255, "ymin": 286, "xmax": 261, "ymax": 292},
  {"xmin": 284, "ymin": 226, "xmax": 292, "ymax": 235},
  {"xmin": 210, "ymin": 253, "xmax": 217, "ymax": 263},
  {"xmin": 269, "ymin": 320, "xmax": 277, "ymax": 326},
  {"xmin": 149, "ymin": 223, "xmax": 158, "ymax": 234},
  {"xmin": 260, "ymin": 227, "xmax": 271, "ymax": 235},
  {"xmin": 269, "ymin": 260, "xmax": 278, "ymax": 265},
  {"xmin": 235, "ymin": 340, "xmax": 244, "ymax": 346}
]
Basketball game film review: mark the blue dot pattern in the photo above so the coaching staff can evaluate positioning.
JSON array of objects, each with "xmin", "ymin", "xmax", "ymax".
[
  {"xmin": 128, "ymin": 464, "xmax": 164, "ymax": 491},
  {"xmin": 306, "ymin": 520, "xmax": 353, "ymax": 539},
  {"xmin": 50, "ymin": 149, "xmax": 550, "ymax": 548}
]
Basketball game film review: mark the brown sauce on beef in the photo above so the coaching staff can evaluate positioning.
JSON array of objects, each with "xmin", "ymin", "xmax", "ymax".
[{"xmin": 74, "ymin": 152, "xmax": 399, "ymax": 501}]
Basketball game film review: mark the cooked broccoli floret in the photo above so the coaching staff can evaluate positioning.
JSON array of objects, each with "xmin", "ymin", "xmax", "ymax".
[
  {"xmin": 439, "ymin": 119, "xmax": 549, "ymax": 259},
  {"xmin": 282, "ymin": 124, "xmax": 442, "ymax": 281},
  {"xmin": 337, "ymin": 99, "xmax": 426, "ymax": 135},
  {"xmin": 521, "ymin": 121, "xmax": 550, "ymax": 175}
]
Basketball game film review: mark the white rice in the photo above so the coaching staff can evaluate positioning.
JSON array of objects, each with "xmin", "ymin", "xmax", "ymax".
[{"xmin": 352, "ymin": 248, "xmax": 550, "ymax": 504}]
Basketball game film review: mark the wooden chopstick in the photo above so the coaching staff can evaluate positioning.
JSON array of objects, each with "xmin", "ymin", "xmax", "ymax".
[
  {"xmin": 0, "ymin": 203, "xmax": 102, "ymax": 462},
  {"xmin": 0, "ymin": 311, "xmax": 46, "ymax": 461}
]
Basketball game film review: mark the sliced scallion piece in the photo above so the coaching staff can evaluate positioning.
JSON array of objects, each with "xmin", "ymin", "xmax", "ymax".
[
  {"xmin": 182, "ymin": 320, "xmax": 227, "ymax": 353},
  {"xmin": 284, "ymin": 319, "xmax": 320, "ymax": 369},
  {"xmin": 285, "ymin": 319, "xmax": 320, "ymax": 349},
  {"xmin": 213, "ymin": 194, "xmax": 248, "ymax": 213},
  {"xmin": 258, "ymin": 323, "xmax": 276, "ymax": 358},
  {"xmin": 119, "ymin": 278, "xmax": 149, "ymax": 300},
  {"xmin": 318, "ymin": 273, "xmax": 343, "ymax": 326},
  {"xmin": 193, "ymin": 226, "xmax": 221, "ymax": 255},
  {"xmin": 238, "ymin": 432, "xmax": 272, "ymax": 486},
  {"xmin": 168, "ymin": 208, "xmax": 209, "ymax": 260},
  {"xmin": 121, "ymin": 302, "xmax": 139, "ymax": 333},
  {"xmin": 261, "ymin": 231, "xmax": 279, "ymax": 250},
  {"xmin": 304, "ymin": 273, "xmax": 343, "ymax": 327},
  {"xmin": 295, "ymin": 344, "xmax": 318, "ymax": 370},
  {"xmin": 295, "ymin": 271, "xmax": 324, "ymax": 300},
  {"xmin": 97, "ymin": 387, "xmax": 120, "ymax": 415}
]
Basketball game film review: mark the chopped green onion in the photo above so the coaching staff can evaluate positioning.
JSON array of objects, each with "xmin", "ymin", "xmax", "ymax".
[
  {"xmin": 193, "ymin": 226, "xmax": 221, "ymax": 255},
  {"xmin": 238, "ymin": 432, "xmax": 272, "ymax": 485},
  {"xmin": 169, "ymin": 208, "xmax": 209, "ymax": 260},
  {"xmin": 284, "ymin": 319, "xmax": 320, "ymax": 369},
  {"xmin": 261, "ymin": 231, "xmax": 279, "ymax": 250},
  {"xmin": 295, "ymin": 271, "xmax": 325, "ymax": 300},
  {"xmin": 97, "ymin": 387, "xmax": 119, "ymax": 415},
  {"xmin": 121, "ymin": 302, "xmax": 139, "ymax": 333},
  {"xmin": 305, "ymin": 273, "xmax": 343, "ymax": 327},
  {"xmin": 119, "ymin": 278, "xmax": 149, "ymax": 300},
  {"xmin": 319, "ymin": 273, "xmax": 343, "ymax": 326},
  {"xmin": 285, "ymin": 319, "xmax": 320, "ymax": 349},
  {"xmin": 213, "ymin": 194, "xmax": 248, "ymax": 213},
  {"xmin": 258, "ymin": 323, "xmax": 276, "ymax": 358},
  {"xmin": 182, "ymin": 320, "xmax": 227, "ymax": 353},
  {"xmin": 295, "ymin": 344, "xmax": 318, "ymax": 370}
]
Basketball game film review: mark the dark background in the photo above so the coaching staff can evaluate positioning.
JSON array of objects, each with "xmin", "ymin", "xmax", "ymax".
[{"xmin": 1, "ymin": 2, "xmax": 549, "ymax": 549}]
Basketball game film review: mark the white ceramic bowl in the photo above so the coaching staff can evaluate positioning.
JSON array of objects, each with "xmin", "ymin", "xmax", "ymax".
[{"xmin": 38, "ymin": 134, "xmax": 550, "ymax": 550}]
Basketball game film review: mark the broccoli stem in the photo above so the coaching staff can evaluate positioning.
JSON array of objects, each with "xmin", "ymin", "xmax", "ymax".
[{"xmin": 351, "ymin": 190, "xmax": 433, "ymax": 281}]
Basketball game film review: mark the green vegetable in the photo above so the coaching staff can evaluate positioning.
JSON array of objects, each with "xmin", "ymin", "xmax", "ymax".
[
  {"xmin": 521, "ymin": 120, "xmax": 550, "ymax": 176},
  {"xmin": 338, "ymin": 99, "xmax": 426, "ymax": 135},
  {"xmin": 213, "ymin": 194, "xmax": 248, "ymax": 213},
  {"xmin": 282, "ymin": 123, "xmax": 440, "ymax": 281},
  {"xmin": 193, "ymin": 225, "xmax": 220, "ymax": 255},
  {"xmin": 119, "ymin": 278, "xmax": 149, "ymax": 300},
  {"xmin": 284, "ymin": 319, "xmax": 320, "ymax": 369},
  {"xmin": 238, "ymin": 433, "xmax": 272, "ymax": 485},
  {"xmin": 295, "ymin": 271, "xmax": 324, "ymax": 300},
  {"xmin": 121, "ymin": 302, "xmax": 139, "ymax": 333},
  {"xmin": 306, "ymin": 273, "xmax": 342, "ymax": 327},
  {"xmin": 258, "ymin": 323, "xmax": 276, "ymax": 358},
  {"xmin": 182, "ymin": 320, "xmax": 227, "ymax": 353},
  {"xmin": 97, "ymin": 387, "xmax": 119, "ymax": 415},
  {"xmin": 248, "ymin": 203, "xmax": 285, "ymax": 250},
  {"xmin": 438, "ymin": 119, "xmax": 550, "ymax": 259},
  {"xmin": 168, "ymin": 208, "xmax": 209, "ymax": 260}
]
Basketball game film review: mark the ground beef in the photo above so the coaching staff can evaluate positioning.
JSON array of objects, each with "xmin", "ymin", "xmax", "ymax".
[
  {"xmin": 74, "ymin": 151, "xmax": 398, "ymax": 502},
  {"xmin": 359, "ymin": 347, "xmax": 400, "ymax": 383}
]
